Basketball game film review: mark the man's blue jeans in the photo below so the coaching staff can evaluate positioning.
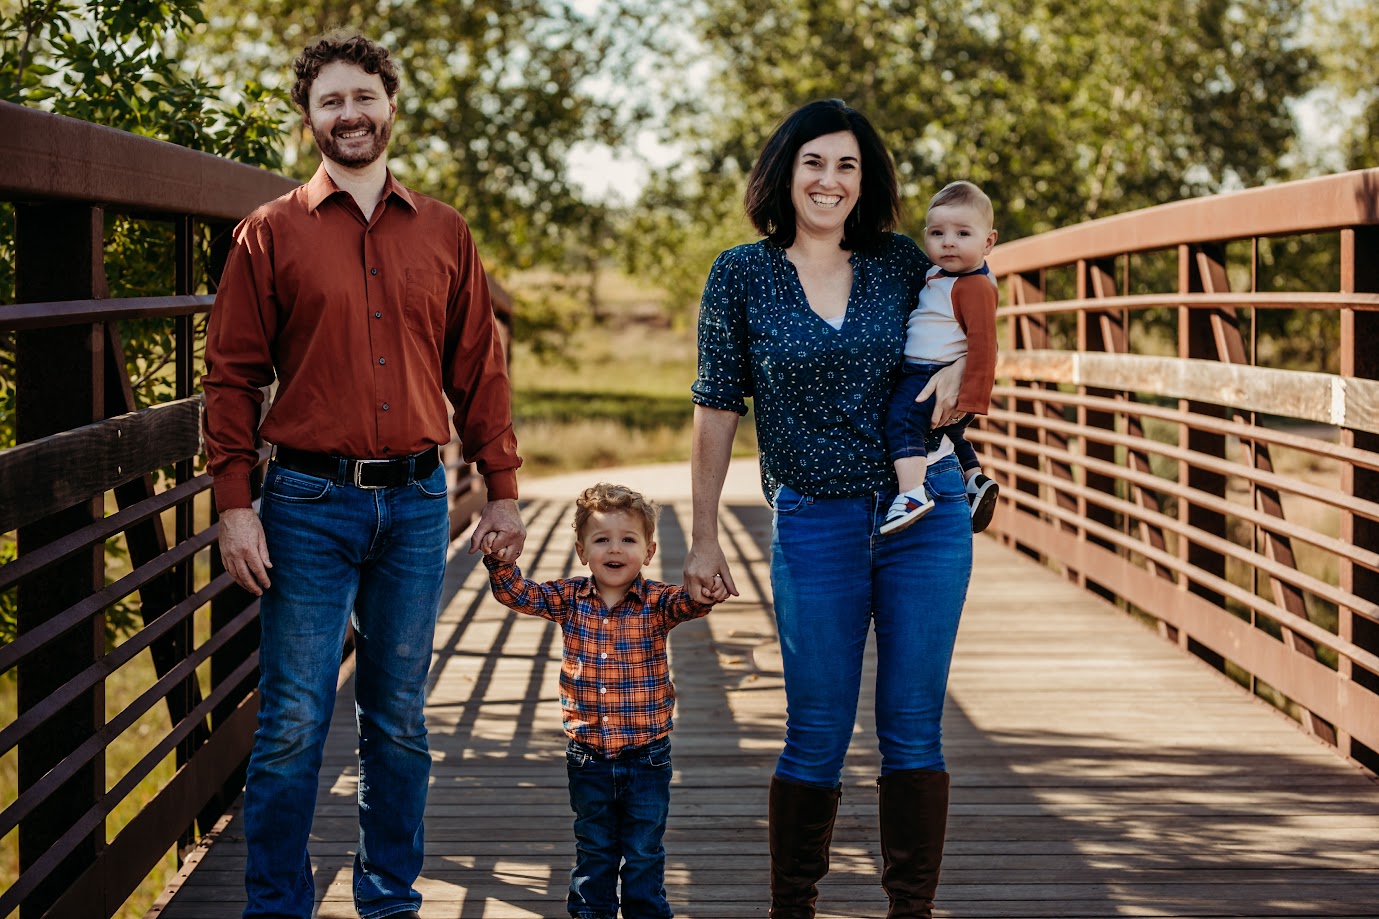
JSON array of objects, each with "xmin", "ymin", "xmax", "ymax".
[
  {"xmin": 242, "ymin": 461, "xmax": 450, "ymax": 919},
  {"xmin": 565, "ymin": 736, "xmax": 674, "ymax": 919},
  {"xmin": 769, "ymin": 455, "xmax": 973, "ymax": 788}
]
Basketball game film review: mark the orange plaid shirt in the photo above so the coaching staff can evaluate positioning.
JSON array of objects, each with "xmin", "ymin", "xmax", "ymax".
[{"xmin": 484, "ymin": 558, "xmax": 713, "ymax": 755}]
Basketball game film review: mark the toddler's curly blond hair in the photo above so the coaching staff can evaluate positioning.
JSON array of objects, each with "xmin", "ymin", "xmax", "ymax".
[{"xmin": 573, "ymin": 483, "xmax": 660, "ymax": 543}]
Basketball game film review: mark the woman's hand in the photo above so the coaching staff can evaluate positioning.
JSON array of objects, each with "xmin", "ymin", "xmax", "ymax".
[
  {"xmin": 685, "ymin": 539, "xmax": 737, "ymax": 604},
  {"xmin": 916, "ymin": 356, "xmax": 967, "ymax": 428}
]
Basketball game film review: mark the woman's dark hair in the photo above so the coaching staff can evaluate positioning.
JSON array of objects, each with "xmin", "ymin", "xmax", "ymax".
[
  {"xmin": 744, "ymin": 99, "xmax": 900, "ymax": 251},
  {"xmin": 290, "ymin": 31, "xmax": 400, "ymax": 112}
]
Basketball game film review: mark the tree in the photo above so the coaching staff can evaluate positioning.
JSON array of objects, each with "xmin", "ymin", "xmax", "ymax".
[
  {"xmin": 1306, "ymin": 0, "xmax": 1379, "ymax": 170},
  {"xmin": 188, "ymin": 0, "xmax": 668, "ymax": 353},
  {"xmin": 625, "ymin": 0, "xmax": 1315, "ymax": 313}
]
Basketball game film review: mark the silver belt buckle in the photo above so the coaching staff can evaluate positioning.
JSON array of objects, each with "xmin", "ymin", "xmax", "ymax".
[{"xmin": 352, "ymin": 459, "xmax": 391, "ymax": 488}]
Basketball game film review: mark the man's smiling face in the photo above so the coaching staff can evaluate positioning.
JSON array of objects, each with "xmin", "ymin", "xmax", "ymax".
[{"xmin": 306, "ymin": 61, "xmax": 395, "ymax": 168}]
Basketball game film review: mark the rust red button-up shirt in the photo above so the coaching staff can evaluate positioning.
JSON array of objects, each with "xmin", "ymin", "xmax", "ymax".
[{"xmin": 204, "ymin": 165, "xmax": 520, "ymax": 510}]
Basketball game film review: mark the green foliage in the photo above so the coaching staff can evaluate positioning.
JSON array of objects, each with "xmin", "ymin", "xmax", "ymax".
[
  {"xmin": 188, "ymin": 0, "xmax": 668, "ymax": 348},
  {"xmin": 0, "ymin": 0, "xmax": 286, "ymax": 162},
  {"xmin": 623, "ymin": 0, "xmax": 1315, "ymax": 308},
  {"xmin": 514, "ymin": 389, "xmax": 694, "ymax": 430},
  {"xmin": 1307, "ymin": 0, "xmax": 1379, "ymax": 169}
]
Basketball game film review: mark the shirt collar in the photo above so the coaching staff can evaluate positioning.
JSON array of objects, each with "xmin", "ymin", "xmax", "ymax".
[
  {"xmin": 935, "ymin": 261, "xmax": 991, "ymax": 279},
  {"xmin": 305, "ymin": 163, "xmax": 418, "ymax": 214},
  {"xmin": 576, "ymin": 574, "xmax": 647, "ymax": 608}
]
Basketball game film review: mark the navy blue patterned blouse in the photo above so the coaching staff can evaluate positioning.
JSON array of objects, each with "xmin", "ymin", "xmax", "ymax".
[{"xmin": 693, "ymin": 233, "xmax": 933, "ymax": 503}]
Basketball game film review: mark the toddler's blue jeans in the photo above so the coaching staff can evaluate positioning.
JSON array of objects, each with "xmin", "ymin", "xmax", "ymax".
[{"xmin": 565, "ymin": 736, "xmax": 675, "ymax": 919}]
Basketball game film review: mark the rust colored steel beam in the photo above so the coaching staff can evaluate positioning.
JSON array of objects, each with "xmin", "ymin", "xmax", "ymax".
[
  {"xmin": 0, "ymin": 294, "xmax": 213, "ymax": 331},
  {"xmin": 999, "ymin": 290, "xmax": 1379, "ymax": 318},
  {"xmin": 989, "ymin": 167, "xmax": 1379, "ymax": 275},
  {"xmin": 0, "ymin": 102, "xmax": 297, "ymax": 220}
]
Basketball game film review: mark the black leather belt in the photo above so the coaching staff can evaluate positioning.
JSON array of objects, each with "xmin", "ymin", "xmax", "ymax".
[{"xmin": 272, "ymin": 445, "xmax": 442, "ymax": 489}]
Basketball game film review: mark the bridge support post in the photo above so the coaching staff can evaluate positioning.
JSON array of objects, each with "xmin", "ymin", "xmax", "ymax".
[
  {"xmin": 12, "ymin": 203, "xmax": 108, "ymax": 918},
  {"xmin": 1340, "ymin": 226, "xmax": 1379, "ymax": 773},
  {"xmin": 1079, "ymin": 258, "xmax": 1123, "ymax": 602},
  {"xmin": 1177, "ymin": 244, "xmax": 1230, "ymax": 652},
  {"xmin": 204, "ymin": 219, "xmax": 263, "ymax": 818}
]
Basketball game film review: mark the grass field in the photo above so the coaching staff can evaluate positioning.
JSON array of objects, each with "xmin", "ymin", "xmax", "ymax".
[{"xmin": 507, "ymin": 270, "xmax": 756, "ymax": 478}]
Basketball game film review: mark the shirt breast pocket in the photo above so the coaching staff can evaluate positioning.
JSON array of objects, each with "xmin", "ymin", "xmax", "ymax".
[{"xmin": 404, "ymin": 268, "xmax": 447, "ymax": 341}]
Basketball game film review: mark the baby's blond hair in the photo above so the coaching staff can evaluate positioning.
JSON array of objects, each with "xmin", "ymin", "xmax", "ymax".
[
  {"xmin": 927, "ymin": 180, "xmax": 994, "ymax": 229},
  {"xmin": 573, "ymin": 483, "xmax": 660, "ymax": 542}
]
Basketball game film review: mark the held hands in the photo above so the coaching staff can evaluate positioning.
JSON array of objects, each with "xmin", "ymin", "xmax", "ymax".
[
  {"xmin": 916, "ymin": 356, "xmax": 967, "ymax": 428},
  {"xmin": 684, "ymin": 540, "xmax": 738, "ymax": 605},
  {"xmin": 469, "ymin": 497, "xmax": 527, "ymax": 561},
  {"xmin": 219, "ymin": 507, "xmax": 272, "ymax": 596}
]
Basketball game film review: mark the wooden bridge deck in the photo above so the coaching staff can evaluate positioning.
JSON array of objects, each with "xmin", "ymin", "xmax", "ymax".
[{"xmin": 150, "ymin": 461, "xmax": 1379, "ymax": 919}]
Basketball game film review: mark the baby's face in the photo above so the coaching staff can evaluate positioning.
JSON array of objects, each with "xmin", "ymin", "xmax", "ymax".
[{"xmin": 925, "ymin": 203, "xmax": 997, "ymax": 274}]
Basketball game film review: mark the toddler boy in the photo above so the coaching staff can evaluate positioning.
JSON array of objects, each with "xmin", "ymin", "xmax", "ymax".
[{"xmin": 483, "ymin": 483, "xmax": 718, "ymax": 919}]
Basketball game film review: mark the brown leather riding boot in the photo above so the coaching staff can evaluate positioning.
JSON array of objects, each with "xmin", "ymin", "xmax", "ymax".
[
  {"xmin": 877, "ymin": 769, "xmax": 950, "ymax": 919},
  {"xmin": 768, "ymin": 775, "xmax": 842, "ymax": 919}
]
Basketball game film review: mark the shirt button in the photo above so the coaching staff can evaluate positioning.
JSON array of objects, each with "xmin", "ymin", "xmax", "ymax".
[
  {"xmin": 382, "ymin": 403, "xmax": 390, "ymax": 411},
  {"xmin": 600, "ymin": 652, "xmax": 608, "ymax": 660},
  {"xmin": 602, "ymin": 617, "xmax": 609, "ymax": 624},
  {"xmin": 378, "ymin": 357, "xmax": 386, "ymax": 365},
  {"xmin": 602, "ymin": 716, "xmax": 609, "ymax": 723},
  {"xmin": 370, "ymin": 267, "xmax": 378, "ymax": 275},
  {"xmin": 599, "ymin": 686, "xmax": 606, "ymax": 694},
  {"xmin": 374, "ymin": 311, "xmax": 382, "ymax": 318}
]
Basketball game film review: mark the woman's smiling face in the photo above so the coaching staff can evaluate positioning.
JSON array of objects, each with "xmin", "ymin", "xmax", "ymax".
[{"xmin": 790, "ymin": 130, "xmax": 861, "ymax": 241}]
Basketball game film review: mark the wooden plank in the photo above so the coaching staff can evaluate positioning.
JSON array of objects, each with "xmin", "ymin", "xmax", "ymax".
[
  {"xmin": 996, "ymin": 350, "xmax": 1379, "ymax": 436},
  {"xmin": 151, "ymin": 467, "xmax": 1379, "ymax": 919},
  {"xmin": 0, "ymin": 396, "xmax": 203, "ymax": 534}
]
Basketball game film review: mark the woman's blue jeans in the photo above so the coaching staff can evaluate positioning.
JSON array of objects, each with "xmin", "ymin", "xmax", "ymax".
[
  {"xmin": 565, "ymin": 736, "xmax": 674, "ymax": 919},
  {"xmin": 769, "ymin": 455, "xmax": 973, "ymax": 787},
  {"xmin": 242, "ymin": 462, "xmax": 450, "ymax": 919}
]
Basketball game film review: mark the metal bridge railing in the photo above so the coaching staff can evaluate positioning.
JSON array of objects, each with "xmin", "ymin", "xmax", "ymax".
[{"xmin": 981, "ymin": 167, "xmax": 1379, "ymax": 776}]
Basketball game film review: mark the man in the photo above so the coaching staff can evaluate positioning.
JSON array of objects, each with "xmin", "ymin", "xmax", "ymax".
[{"xmin": 204, "ymin": 32, "xmax": 525, "ymax": 919}]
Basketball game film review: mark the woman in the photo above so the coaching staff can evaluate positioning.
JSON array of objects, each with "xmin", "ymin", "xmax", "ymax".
[{"xmin": 684, "ymin": 99, "xmax": 972, "ymax": 919}]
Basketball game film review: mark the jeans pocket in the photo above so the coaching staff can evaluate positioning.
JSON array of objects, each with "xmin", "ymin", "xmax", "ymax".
[
  {"xmin": 412, "ymin": 464, "xmax": 448, "ymax": 499},
  {"xmin": 640, "ymin": 737, "xmax": 672, "ymax": 768},
  {"xmin": 925, "ymin": 458, "xmax": 967, "ymax": 503},
  {"xmin": 772, "ymin": 483, "xmax": 812, "ymax": 516},
  {"xmin": 264, "ymin": 466, "xmax": 331, "ymax": 502}
]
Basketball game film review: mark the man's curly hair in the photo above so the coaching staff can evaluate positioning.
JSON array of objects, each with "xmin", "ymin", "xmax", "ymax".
[
  {"xmin": 573, "ymin": 483, "xmax": 660, "ymax": 543},
  {"xmin": 290, "ymin": 31, "xmax": 400, "ymax": 112}
]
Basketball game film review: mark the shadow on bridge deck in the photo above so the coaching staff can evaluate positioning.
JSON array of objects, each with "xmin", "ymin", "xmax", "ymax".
[{"xmin": 150, "ymin": 461, "xmax": 1379, "ymax": 919}]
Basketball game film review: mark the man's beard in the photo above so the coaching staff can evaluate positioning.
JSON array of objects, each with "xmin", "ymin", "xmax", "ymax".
[{"xmin": 313, "ymin": 115, "xmax": 392, "ymax": 168}]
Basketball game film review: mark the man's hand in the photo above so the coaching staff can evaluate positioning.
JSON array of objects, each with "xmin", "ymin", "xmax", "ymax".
[
  {"xmin": 219, "ymin": 507, "xmax": 272, "ymax": 596},
  {"xmin": 684, "ymin": 539, "xmax": 738, "ymax": 605},
  {"xmin": 469, "ymin": 497, "xmax": 527, "ymax": 560}
]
